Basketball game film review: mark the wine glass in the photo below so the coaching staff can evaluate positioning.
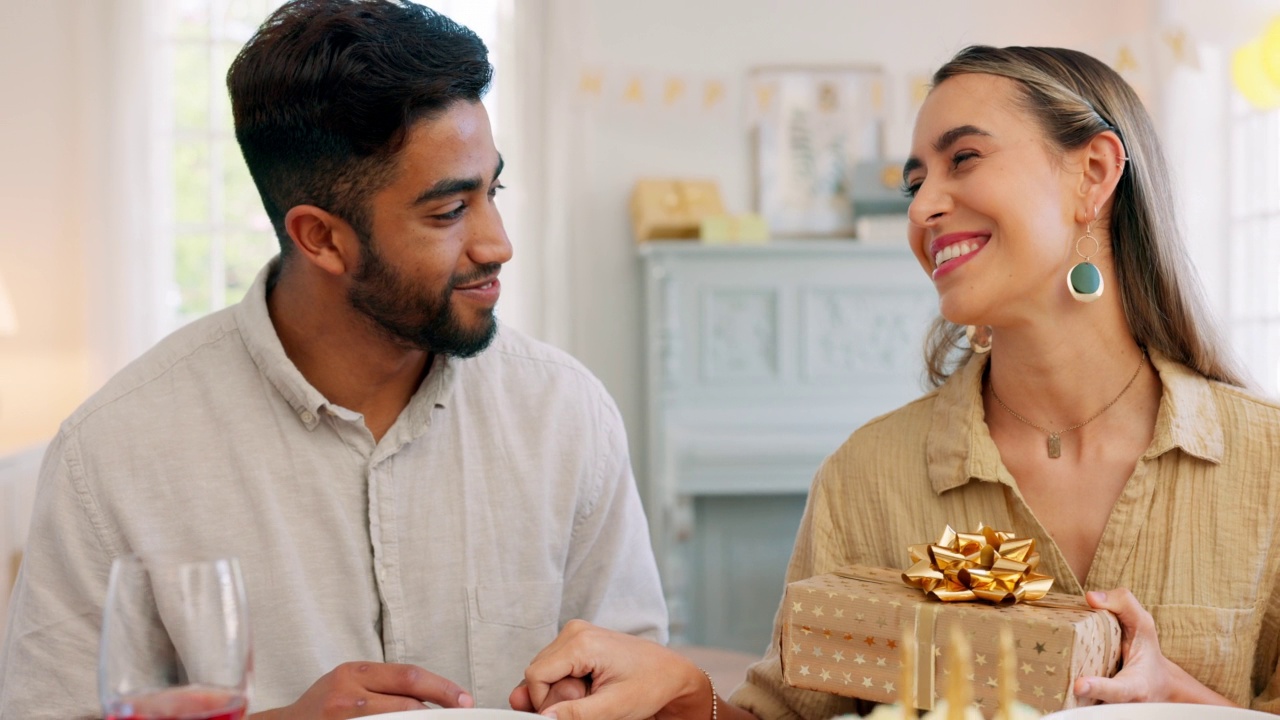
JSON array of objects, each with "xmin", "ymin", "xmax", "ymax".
[{"xmin": 99, "ymin": 555, "xmax": 252, "ymax": 720}]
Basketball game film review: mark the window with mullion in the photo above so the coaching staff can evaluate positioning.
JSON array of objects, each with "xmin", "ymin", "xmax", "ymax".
[
  {"xmin": 167, "ymin": 0, "xmax": 279, "ymax": 326},
  {"xmin": 1227, "ymin": 95, "xmax": 1280, "ymax": 395}
]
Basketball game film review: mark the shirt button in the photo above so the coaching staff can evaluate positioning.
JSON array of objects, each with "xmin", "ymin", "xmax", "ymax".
[{"xmin": 300, "ymin": 410, "xmax": 315, "ymax": 424}]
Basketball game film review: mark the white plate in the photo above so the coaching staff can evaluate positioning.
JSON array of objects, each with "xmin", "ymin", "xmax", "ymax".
[
  {"xmin": 365, "ymin": 710, "xmax": 543, "ymax": 720},
  {"xmin": 1046, "ymin": 704, "xmax": 1273, "ymax": 719}
]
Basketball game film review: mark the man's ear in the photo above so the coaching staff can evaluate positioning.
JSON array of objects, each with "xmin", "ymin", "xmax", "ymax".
[
  {"xmin": 1075, "ymin": 130, "xmax": 1126, "ymax": 225},
  {"xmin": 283, "ymin": 205, "xmax": 361, "ymax": 276}
]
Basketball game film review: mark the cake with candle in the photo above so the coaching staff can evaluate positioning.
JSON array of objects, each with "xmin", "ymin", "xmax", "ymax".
[
  {"xmin": 782, "ymin": 527, "xmax": 1120, "ymax": 714},
  {"xmin": 841, "ymin": 625, "xmax": 1043, "ymax": 720}
]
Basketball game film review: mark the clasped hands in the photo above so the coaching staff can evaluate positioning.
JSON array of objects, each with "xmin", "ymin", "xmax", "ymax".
[
  {"xmin": 512, "ymin": 590, "xmax": 1236, "ymax": 719},
  {"xmin": 250, "ymin": 589, "xmax": 1232, "ymax": 720}
]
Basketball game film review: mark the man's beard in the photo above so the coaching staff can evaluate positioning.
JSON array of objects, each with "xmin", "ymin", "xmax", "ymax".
[{"xmin": 347, "ymin": 232, "xmax": 500, "ymax": 358}]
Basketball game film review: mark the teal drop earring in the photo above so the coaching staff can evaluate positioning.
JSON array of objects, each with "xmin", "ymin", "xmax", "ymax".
[{"xmin": 1067, "ymin": 216, "xmax": 1104, "ymax": 303}]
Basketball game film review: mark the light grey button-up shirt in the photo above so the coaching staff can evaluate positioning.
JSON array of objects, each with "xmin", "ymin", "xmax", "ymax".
[{"xmin": 0, "ymin": 261, "xmax": 668, "ymax": 718}]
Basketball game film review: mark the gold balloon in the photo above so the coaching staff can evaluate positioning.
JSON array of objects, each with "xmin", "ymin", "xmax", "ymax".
[
  {"xmin": 1233, "ymin": 39, "xmax": 1280, "ymax": 109},
  {"xmin": 1264, "ymin": 17, "xmax": 1280, "ymax": 88}
]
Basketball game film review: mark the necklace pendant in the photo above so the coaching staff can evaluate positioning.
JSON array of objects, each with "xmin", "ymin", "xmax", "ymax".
[{"xmin": 1047, "ymin": 433, "xmax": 1062, "ymax": 459}]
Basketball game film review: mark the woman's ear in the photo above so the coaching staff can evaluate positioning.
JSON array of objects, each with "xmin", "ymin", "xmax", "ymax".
[
  {"xmin": 283, "ymin": 205, "xmax": 362, "ymax": 276},
  {"xmin": 1075, "ymin": 130, "xmax": 1126, "ymax": 224}
]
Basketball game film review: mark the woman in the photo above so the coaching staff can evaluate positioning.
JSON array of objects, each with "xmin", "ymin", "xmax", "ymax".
[{"xmin": 513, "ymin": 46, "xmax": 1280, "ymax": 718}]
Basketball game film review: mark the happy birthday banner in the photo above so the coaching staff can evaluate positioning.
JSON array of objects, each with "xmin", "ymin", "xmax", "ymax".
[{"xmin": 573, "ymin": 25, "xmax": 1207, "ymax": 119}]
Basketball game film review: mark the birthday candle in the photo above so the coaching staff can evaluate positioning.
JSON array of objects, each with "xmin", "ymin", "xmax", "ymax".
[
  {"xmin": 900, "ymin": 626, "xmax": 914, "ymax": 720},
  {"xmin": 999, "ymin": 625, "xmax": 1016, "ymax": 719},
  {"xmin": 947, "ymin": 624, "xmax": 972, "ymax": 720}
]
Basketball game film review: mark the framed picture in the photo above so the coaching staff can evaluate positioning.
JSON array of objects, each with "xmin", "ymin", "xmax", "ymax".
[{"xmin": 749, "ymin": 65, "xmax": 886, "ymax": 238}]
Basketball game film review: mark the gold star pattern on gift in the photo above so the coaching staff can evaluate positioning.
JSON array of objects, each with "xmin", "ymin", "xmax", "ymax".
[
  {"xmin": 882, "ymin": 681, "xmax": 895, "ymax": 693},
  {"xmin": 782, "ymin": 563, "xmax": 1120, "ymax": 713}
]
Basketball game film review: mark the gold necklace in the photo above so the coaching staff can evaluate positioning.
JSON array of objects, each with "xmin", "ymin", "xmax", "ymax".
[{"xmin": 988, "ymin": 350, "xmax": 1147, "ymax": 459}]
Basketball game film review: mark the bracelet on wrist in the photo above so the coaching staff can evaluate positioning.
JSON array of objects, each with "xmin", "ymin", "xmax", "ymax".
[{"xmin": 699, "ymin": 668, "xmax": 718, "ymax": 720}]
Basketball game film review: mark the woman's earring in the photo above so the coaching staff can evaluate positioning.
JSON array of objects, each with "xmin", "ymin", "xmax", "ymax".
[
  {"xmin": 1067, "ymin": 216, "xmax": 1104, "ymax": 303},
  {"xmin": 966, "ymin": 324, "xmax": 993, "ymax": 354}
]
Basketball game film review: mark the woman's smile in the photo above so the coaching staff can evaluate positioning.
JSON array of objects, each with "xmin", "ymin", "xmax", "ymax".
[{"xmin": 929, "ymin": 231, "xmax": 990, "ymax": 280}]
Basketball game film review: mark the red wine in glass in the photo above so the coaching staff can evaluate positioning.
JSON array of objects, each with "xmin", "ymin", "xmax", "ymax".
[
  {"xmin": 99, "ymin": 557, "xmax": 252, "ymax": 720},
  {"xmin": 103, "ymin": 684, "xmax": 246, "ymax": 720}
]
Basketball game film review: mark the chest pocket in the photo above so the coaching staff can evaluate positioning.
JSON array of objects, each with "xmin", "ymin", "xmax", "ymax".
[
  {"xmin": 1150, "ymin": 604, "xmax": 1257, "ymax": 705},
  {"xmin": 466, "ymin": 581, "xmax": 564, "ymax": 707}
]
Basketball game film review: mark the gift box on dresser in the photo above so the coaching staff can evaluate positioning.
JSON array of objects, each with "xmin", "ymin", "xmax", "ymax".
[{"xmin": 779, "ymin": 527, "xmax": 1121, "ymax": 718}]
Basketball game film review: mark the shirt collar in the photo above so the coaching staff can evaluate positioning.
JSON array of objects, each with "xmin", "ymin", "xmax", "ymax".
[
  {"xmin": 233, "ymin": 258, "xmax": 458, "ymax": 436},
  {"xmin": 235, "ymin": 259, "xmax": 330, "ymax": 430},
  {"xmin": 926, "ymin": 347, "xmax": 1224, "ymax": 496},
  {"xmin": 1144, "ymin": 348, "xmax": 1223, "ymax": 463},
  {"xmin": 926, "ymin": 352, "xmax": 999, "ymax": 495}
]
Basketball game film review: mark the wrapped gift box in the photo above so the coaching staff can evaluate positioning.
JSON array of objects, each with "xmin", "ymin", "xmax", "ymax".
[
  {"xmin": 780, "ymin": 565, "xmax": 1121, "ymax": 718},
  {"xmin": 630, "ymin": 178, "xmax": 725, "ymax": 241}
]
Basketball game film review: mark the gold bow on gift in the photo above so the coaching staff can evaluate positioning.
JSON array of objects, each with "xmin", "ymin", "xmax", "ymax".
[{"xmin": 902, "ymin": 524, "xmax": 1054, "ymax": 604}]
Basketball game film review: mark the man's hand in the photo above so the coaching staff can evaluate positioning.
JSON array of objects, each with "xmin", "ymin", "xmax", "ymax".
[
  {"xmin": 509, "ymin": 677, "xmax": 589, "ymax": 712},
  {"xmin": 518, "ymin": 620, "xmax": 712, "ymax": 720},
  {"xmin": 250, "ymin": 661, "xmax": 474, "ymax": 719}
]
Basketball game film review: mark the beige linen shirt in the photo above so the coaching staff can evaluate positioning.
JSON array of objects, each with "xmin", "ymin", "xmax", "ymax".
[
  {"xmin": 730, "ymin": 351, "xmax": 1280, "ymax": 716},
  {"xmin": 0, "ymin": 262, "xmax": 668, "ymax": 718}
]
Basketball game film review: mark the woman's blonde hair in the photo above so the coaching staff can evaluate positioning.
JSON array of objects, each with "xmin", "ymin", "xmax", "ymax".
[{"xmin": 922, "ymin": 45, "xmax": 1248, "ymax": 388}]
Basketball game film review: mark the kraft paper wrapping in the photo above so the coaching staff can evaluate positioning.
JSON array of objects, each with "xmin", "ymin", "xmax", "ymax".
[{"xmin": 779, "ymin": 565, "xmax": 1121, "ymax": 718}]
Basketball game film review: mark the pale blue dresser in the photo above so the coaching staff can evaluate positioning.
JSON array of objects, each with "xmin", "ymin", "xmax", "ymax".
[{"xmin": 639, "ymin": 241, "xmax": 937, "ymax": 653}]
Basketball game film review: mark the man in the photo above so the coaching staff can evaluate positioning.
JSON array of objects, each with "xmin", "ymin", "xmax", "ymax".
[{"xmin": 0, "ymin": 1, "xmax": 667, "ymax": 717}]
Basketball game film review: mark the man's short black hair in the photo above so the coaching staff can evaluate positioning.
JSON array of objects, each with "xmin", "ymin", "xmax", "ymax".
[{"xmin": 227, "ymin": 0, "xmax": 493, "ymax": 254}]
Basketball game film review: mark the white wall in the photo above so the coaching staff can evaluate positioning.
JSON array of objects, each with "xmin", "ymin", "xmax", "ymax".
[
  {"xmin": 0, "ymin": 0, "xmax": 93, "ymax": 454},
  {"xmin": 553, "ymin": 1, "xmax": 1159, "ymax": 489}
]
